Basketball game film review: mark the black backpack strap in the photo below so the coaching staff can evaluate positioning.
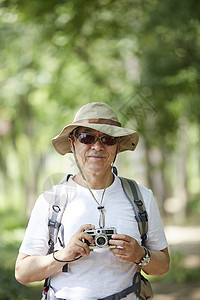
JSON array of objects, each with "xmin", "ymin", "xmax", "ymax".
[
  {"xmin": 98, "ymin": 272, "xmax": 143, "ymax": 300},
  {"xmin": 112, "ymin": 166, "xmax": 118, "ymax": 176},
  {"xmin": 66, "ymin": 173, "xmax": 73, "ymax": 181},
  {"xmin": 119, "ymin": 177, "xmax": 148, "ymax": 247}
]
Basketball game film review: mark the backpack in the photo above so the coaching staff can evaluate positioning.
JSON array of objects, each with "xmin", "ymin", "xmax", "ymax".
[{"xmin": 42, "ymin": 173, "xmax": 153, "ymax": 300}]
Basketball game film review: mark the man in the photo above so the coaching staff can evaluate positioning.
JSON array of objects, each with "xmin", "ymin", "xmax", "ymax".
[{"xmin": 15, "ymin": 102, "xmax": 170, "ymax": 300}]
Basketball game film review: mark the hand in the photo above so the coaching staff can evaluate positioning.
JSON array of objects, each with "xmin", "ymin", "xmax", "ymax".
[
  {"xmin": 109, "ymin": 234, "xmax": 145, "ymax": 262},
  {"xmin": 57, "ymin": 224, "xmax": 95, "ymax": 262}
]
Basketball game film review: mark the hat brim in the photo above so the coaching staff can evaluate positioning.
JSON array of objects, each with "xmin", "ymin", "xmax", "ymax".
[{"xmin": 52, "ymin": 123, "xmax": 139, "ymax": 155}]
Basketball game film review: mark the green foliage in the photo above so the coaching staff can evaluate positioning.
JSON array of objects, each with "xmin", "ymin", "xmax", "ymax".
[
  {"xmin": 0, "ymin": 0, "xmax": 199, "ymax": 224},
  {"xmin": 136, "ymin": 0, "xmax": 200, "ymax": 150},
  {"xmin": 166, "ymin": 251, "xmax": 200, "ymax": 284},
  {"xmin": 0, "ymin": 209, "xmax": 26, "ymax": 231},
  {"xmin": 0, "ymin": 237, "xmax": 42, "ymax": 299},
  {"xmin": 187, "ymin": 195, "xmax": 200, "ymax": 214},
  {"xmin": 0, "ymin": 1, "xmax": 200, "ymax": 297},
  {"xmin": 0, "ymin": 263, "xmax": 42, "ymax": 300},
  {"xmin": 148, "ymin": 250, "xmax": 200, "ymax": 285},
  {"xmin": 0, "ymin": 209, "xmax": 42, "ymax": 299}
]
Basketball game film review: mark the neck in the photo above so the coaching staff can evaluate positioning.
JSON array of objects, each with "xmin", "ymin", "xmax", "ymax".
[{"xmin": 74, "ymin": 169, "xmax": 114, "ymax": 189}]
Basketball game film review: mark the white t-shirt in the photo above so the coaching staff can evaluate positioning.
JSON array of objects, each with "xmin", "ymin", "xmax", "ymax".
[{"xmin": 19, "ymin": 175, "xmax": 168, "ymax": 300}]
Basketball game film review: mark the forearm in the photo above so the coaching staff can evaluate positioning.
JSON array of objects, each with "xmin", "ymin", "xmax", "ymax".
[
  {"xmin": 110, "ymin": 235, "xmax": 170, "ymax": 276},
  {"xmin": 142, "ymin": 247, "xmax": 170, "ymax": 276},
  {"xmin": 15, "ymin": 252, "xmax": 66, "ymax": 285},
  {"xmin": 15, "ymin": 224, "xmax": 95, "ymax": 285}
]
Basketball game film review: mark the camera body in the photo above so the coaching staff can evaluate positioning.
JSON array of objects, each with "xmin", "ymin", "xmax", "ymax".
[{"xmin": 84, "ymin": 227, "xmax": 117, "ymax": 250}]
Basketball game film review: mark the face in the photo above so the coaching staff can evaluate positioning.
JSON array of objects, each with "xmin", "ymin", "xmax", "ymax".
[{"xmin": 69, "ymin": 127, "xmax": 121, "ymax": 176}]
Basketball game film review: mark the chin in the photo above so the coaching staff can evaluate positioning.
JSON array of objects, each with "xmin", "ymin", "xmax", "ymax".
[{"xmin": 87, "ymin": 164, "xmax": 105, "ymax": 173}]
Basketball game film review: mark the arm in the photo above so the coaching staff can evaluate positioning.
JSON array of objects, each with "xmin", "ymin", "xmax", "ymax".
[
  {"xmin": 15, "ymin": 224, "xmax": 95, "ymax": 285},
  {"xmin": 109, "ymin": 234, "xmax": 170, "ymax": 276},
  {"xmin": 15, "ymin": 252, "xmax": 63, "ymax": 285}
]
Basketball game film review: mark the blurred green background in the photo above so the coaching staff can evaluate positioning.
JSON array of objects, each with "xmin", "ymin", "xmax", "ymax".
[{"xmin": 0, "ymin": 0, "xmax": 200, "ymax": 299}]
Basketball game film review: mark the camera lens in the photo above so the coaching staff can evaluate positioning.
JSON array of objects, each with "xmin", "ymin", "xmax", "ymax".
[
  {"xmin": 97, "ymin": 236, "xmax": 105, "ymax": 246},
  {"xmin": 95, "ymin": 234, "xmax": 108, "ymax": 247}
]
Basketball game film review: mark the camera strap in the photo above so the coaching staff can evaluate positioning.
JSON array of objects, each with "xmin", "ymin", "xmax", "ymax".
[{"xmin": 70, "ymin": 139, "xmax": 114, "ymax": 228}]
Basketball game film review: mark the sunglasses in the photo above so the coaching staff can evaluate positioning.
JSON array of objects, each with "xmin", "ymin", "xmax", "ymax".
[{"xmin": 76, "ymin": 133, "xmax": 118, "ymax": 146}]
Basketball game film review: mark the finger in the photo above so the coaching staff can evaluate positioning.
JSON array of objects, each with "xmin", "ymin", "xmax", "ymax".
[
  {"xmin": 110, "ymin": 247, "xmax": 126, "ymax": 255},
  {"xmin": 109, "ymin": 239, "xmax": 130, "ymax": 250},
  {"xmin": 81, "ymin": 242, "xmax": 91, "ymax": 256},
  {"xmin": 76, "ymin": 224, "xmax": 95, "ymax": 234},
  {"xmin": 111, "ymin": 234, "xmax": 132, "ymax": 242},
  {"xmin": 75, "ymin": 239, "xmax": 92, "ymax": 256},
  {"xmin": 75, "ymin": 231, "xmax": 94, "ymax": 244},
  {"xmin": 82, "ymin": 233, "xmax": 94, "ymax": 244},
  {"xmin": 74, "ymin": 240, "xmax": 90, "ymax": 256},
  {"xmin": 73, "ymin": 245, "xmax": 87, "ymax": 257},
  {"xmin": 110, "ymin": 248, "xmax": 129, "ymax": 261}
]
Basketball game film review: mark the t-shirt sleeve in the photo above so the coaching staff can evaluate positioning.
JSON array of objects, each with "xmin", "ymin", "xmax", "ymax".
[
  {"xmin": 140, "ymin": 186, "xmax": 168, "ymax": 251},
  {"xmin": 19, "ymin": 193, "xmax": 50, "ymax": 256}
]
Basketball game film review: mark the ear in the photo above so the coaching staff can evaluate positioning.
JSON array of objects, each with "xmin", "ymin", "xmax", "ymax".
[{"xmin": 68, "ymin": 135, "xmax": 75, "ymax": 151}]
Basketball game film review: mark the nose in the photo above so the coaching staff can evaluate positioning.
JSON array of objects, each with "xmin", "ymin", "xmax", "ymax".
[{"xmin": 91, "ymin": 138, "xmax": 104, "ymax": 150}]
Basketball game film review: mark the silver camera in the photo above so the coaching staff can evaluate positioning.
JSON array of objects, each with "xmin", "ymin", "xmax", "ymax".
[{"xmin": 84, "ymin": 227, "xmax": 117, "ymax": 250}]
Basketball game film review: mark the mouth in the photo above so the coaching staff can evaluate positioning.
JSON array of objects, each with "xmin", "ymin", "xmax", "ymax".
[{"xmin": 88, "ymin": 155, "xmax": 105, "ymax": 159}]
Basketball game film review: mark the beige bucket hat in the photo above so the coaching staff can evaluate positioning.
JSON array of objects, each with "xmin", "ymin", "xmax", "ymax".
[{"xmin": 52, "ymin": 102, "xmax": 139, "ymax": 155}]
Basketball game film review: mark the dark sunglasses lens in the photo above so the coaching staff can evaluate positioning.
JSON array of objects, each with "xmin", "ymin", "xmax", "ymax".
[
  {"xmin": 78, "ymin": 134, "xmax": 96, "ymax": 144},
  {"xmin": 101, "ymin": 136, "xmax": 116, "ymax": 145},
  {"xmin": 77, "ymin": 133, "xmax": 117, "ymax": 146}
]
